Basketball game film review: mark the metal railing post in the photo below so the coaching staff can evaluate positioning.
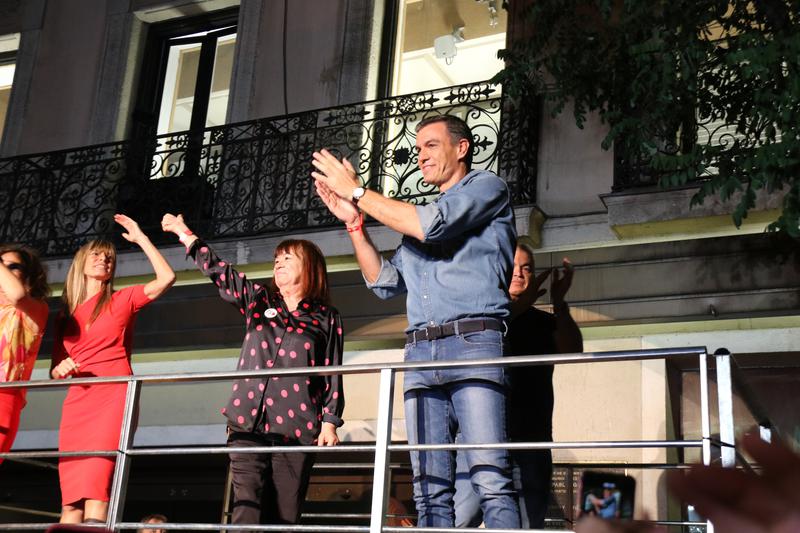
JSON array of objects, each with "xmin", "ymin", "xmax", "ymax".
[
  {"xmin": 698, "ymin": 350, "xmax": 715, "ymax": 533},
  {"xmin": 369, "ymin": 368, "xmax": 395, "ymax": 533},
  {"xmin": 714, "ymin": 348, "xmax": 736, "ymax": 468},
  {"xmin": 107, "ymin": 378, "xmax": 142, "ymax": 530},
  {"xmin": 698, "ymin": 351, "xmax": 712, "ymax": 467}
]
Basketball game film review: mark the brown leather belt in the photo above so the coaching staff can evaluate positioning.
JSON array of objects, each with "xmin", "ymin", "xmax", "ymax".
[{"xmin": 406, "ymin": 318, "xmax": 505, "ymax": 344}]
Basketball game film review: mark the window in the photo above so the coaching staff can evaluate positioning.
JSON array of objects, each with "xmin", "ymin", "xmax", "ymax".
[
  {"xmin": 390, "ymin": 0, "xmax": 507, "ymax": 95},
  {"xmin": 0, "ymin": 55, "xmax": 14, "ymax": 144},
  {"xmin": 370, "ymin": 1, "xmax": 509, "ymax": 203},
  {"xmin": 123, "ymin": 9, "xmax": 237, "ymax": 236},
  {"xmin": 130, "ymin": 8, "xmax": 238, "ymax": 178},
  {"xmin": 155, "ymin": 27, "xmax": 236, "ymax": 136},
  {"xmin": 0, "ymin": 33, "xmax": 20, "ymax": 145}
]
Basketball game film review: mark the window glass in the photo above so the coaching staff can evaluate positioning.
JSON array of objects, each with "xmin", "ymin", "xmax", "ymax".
[
  {"xmin": 207, "ymin": 33, "xmax": 236, "ymax": 127},
  {"xmin": 157, "ymin": 42, "xmax": 200, "ymax": 135},
  {"xmin": 391, "ymin": 0, "xmax": 507, "ymax": 95},
  {"xmin": 155, "ymin": 29, "xmax": 236, "ymax": 135},
  {"xmin": 0, "ymin": 61, "xmax": 14, "ymax": 141},
  {"xmin": 0, "ymin": 33, "xmax": 20, "ymax": 144}
]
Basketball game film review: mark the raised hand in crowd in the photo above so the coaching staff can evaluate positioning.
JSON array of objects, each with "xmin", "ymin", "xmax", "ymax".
[
  {"xmin": 510, "ymin": 256, "xmax": 576, "ymax": 319},
  {"xmin": 312, "ymin": 147, "xmax": 423, "ymax": 240},
  {"xmin": 114, "ymin": 214, "xmax": 175, "ymax": 301},
  {"xmin": 160, "ymin": 213, "xmax": 199, "ymax": 249},
  {"xmin": 114, "ymin": 214, "xmax": 145, "ymax": 245},
  {"xmin": 551, "ymin": 257, "xmax": 575, "ymax": 311},
  {"xmin": 311, "ymin": 149, "xmax": 361, "ymax": 204},
  {"xmin": 314, "ymin": 178, "xmax": 360, "ymax": 227},
  {"xmin": 160, "ymin": 212, "xmax": 188, "ymax": 234},
  {"xmin": 577, "ymin": 434, "xmax": 800, "ymax": 533},
  {"xmin": 668, "ymin": 433, "xmax": 800, "ymax": 532},
  {"xmin": 550, "ymin": 257, "xmax": 582, "ymax": 353}
]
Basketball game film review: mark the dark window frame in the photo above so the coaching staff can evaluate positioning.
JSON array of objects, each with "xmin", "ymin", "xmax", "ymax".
[
  {"xmin": 122, "ymin": 8, "xmax": 239, "ymax": 241},
  {"xmin": 375, "ymin": 0, "xmax": 399, "ymax": 99},
  {"xmin": 131, "ymin": 7, "xmax": 239, "ymax": 142},
  {"xmin": 0, "ymin": 50, "xmax": 18, "ymax": 145},
  {"xmin": 153, "ymin": 25, "xmax": 237, "ymax": 135}
]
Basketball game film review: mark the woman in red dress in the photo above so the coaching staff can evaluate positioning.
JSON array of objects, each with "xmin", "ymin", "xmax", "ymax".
[
  {"xmin": 50, "ymin": 214, "xmax": 175, "ymax": 524},
  {"xmin": 0, "ymin": 244, "xmax": 50, "ymax": 463}
]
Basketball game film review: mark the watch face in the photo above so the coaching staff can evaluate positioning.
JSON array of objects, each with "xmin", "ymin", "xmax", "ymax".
[{"xmin": 352, "ymin": 187, "xmax": 366, "ymax": 200}]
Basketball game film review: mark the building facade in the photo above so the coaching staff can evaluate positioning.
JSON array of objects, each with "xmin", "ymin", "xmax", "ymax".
[{"xmin": 0, "ymin": 0, "xmax": 798, "ymax": 527}]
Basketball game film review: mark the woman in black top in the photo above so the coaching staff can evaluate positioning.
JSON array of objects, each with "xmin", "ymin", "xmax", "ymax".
[{"xmin": 162, "ymin": 213, "xmax": 344, "ymax": 525}]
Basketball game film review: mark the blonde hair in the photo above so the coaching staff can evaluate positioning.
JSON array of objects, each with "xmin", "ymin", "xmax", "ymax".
[{"xmin": 62, "ymin": 239, "xmax": 117, "ymax": 324}]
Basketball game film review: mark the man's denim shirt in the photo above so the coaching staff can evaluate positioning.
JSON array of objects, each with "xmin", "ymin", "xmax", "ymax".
[{"xmin": 366, "ymin": 169, "xmax": 516, "ymax": 332}]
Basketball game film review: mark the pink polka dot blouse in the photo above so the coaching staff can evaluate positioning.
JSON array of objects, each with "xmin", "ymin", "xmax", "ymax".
[{"xmin": 190, "ymin": 240, "xmax": 345, "ymax": 445}]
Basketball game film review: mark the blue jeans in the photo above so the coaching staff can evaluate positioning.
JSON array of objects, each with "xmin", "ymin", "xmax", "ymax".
[
  {"xmin": 455, "ymin": 447, "xmax": 552, "ymax": 528},
  {"xmin": 403, "ymin": 329, "xmax": 519, "ymax": 528}
]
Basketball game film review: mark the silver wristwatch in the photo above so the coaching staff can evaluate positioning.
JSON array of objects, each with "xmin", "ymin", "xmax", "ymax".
[{"xmin": 352, "ymin": 186, "xmax": 366, "ymax": 203}]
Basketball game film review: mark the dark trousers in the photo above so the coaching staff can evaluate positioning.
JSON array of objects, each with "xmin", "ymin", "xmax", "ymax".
[
  {"xmin": 228, "ymin": 432, "xmax": 315, "ymax": 525},
  {"xmin": 513, "ymin": 448, "xmax": 553, "ymax": 529}
]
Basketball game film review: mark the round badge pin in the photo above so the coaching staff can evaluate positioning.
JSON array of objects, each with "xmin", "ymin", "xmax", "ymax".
[{"xmin": 265, "ymin": 308, "xmax": 278, "ymax": 318}]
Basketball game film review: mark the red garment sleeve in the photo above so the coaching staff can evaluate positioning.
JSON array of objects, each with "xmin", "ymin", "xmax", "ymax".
[{"xmin": 116, "ymin": 285, "xmax": 153, "ymax": 314}]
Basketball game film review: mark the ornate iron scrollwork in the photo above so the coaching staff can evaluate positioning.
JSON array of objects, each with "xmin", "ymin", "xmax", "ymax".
[{"xmin": 0, "ymin": 82, "xmax": 538, "ymax": 256}]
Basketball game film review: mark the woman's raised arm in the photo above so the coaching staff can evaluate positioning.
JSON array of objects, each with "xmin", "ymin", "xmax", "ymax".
[{"xmin": 115, "ymin": 214, "xmax": 176, "ymax": 300}]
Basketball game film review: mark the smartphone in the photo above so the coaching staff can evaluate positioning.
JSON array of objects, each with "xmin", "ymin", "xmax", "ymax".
[{"xmin": 578, "ymin": 471, "xmax": 636, "ymax": 520}]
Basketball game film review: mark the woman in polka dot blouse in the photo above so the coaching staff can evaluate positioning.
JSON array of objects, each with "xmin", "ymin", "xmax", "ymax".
[{"xmin": 162, "ymin": 213, "xmax": 344, "ymax": 525}]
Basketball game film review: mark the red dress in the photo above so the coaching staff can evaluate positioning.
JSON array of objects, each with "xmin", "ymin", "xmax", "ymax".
[{"xmin": 52, "ymin": 285, "xmax": 151, "ymax": 505}]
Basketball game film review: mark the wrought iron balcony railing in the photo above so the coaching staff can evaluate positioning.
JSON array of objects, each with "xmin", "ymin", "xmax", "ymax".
[
  {"xmin": 0, "ymin": 82, "xmax": 538, "ymax": 257},
  {"xmin": 613, "ymin": 113, "xmax": 738, "ymax": 190}
]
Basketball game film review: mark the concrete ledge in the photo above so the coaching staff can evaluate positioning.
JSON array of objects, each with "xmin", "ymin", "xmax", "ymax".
[{"xmin": 601, "ymin": 186, "xmax": 784, "ymax": 239}]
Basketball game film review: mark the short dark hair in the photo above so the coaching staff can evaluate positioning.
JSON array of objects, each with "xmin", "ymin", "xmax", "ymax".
[
  {"xmin": 0, "ymin": 244, "xmax": 50, "ymax": 300},
  {"xmin": 415, "ymin": 115, "xmax": 475, "ymax": 168},
  {"xmin": 140, "ymin": 513, "xmax": 167, "ymax": 524},
  {"xmin": 516, "ymin": 241, "xmax": 536, "ymax": 262},
  {"xmin": 271, "ymin": 239, "xmax": 330, "ymax": 305}
]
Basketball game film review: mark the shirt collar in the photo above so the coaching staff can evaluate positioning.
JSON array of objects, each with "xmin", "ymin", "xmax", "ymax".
[
  {"xmin": 275, "ymin": 292, "xmax": 320, "ymax": 311},
  {"xmin": 437, "ymin": 168, "xmax": 479, "ymax": 198}
]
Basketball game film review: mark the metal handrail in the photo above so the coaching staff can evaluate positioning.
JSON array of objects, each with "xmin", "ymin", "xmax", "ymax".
[
  {"xmin": 0, "ymin": 346, "xmax": 723, "ymax": 532},
  {"xmin": 0, "ymin": 346, "xmax": 711, "ymax": 392}
]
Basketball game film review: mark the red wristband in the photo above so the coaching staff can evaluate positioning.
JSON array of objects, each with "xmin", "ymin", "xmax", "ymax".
[{"xmin": 345, "ymin": 214, "xmax": 363, "ymax": 233}]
